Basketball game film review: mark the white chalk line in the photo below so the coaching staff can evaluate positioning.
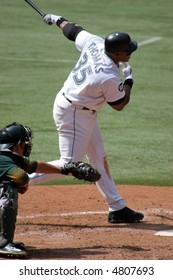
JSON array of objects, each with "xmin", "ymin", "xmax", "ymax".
[
  {"xmin": 0, "ymin": 37, "xmax": 162, "ymax": 63},
  {"xmin": 155, "ymin": 230, "xmax": 173, "ymax": 236},
  {"xmin": 17, "ymin": 208, "xmax": 173, "ymax": 238},
  {"xmin": 18, "ymin": 211, "xmax": 107, "ymax": 219},
  {"xmin": 138, "ymin": 36, "xmax": 162, "ymax": 47},
  {"xmin": 18, "ymin": 207, "xmax": 173, "ymax": 220},
  {"xmin": 17, "ymin": 208, "xmax": 173, "ymax": 236}
]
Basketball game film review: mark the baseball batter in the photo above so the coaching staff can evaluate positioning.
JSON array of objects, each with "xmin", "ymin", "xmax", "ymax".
[{"xmin": 41, "ymin": 14, "xmax": 144, "ymax": 223}]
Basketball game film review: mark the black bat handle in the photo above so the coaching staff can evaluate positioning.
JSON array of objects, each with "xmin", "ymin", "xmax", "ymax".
[{"xmin": 24, "ymin": 0, "xmax": 45, "ymax": 17}]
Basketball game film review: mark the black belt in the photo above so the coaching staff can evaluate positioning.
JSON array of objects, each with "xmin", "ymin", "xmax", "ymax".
[{"xmin": 62, "ymin": 93, "xmax": 95, "ymax": 112}]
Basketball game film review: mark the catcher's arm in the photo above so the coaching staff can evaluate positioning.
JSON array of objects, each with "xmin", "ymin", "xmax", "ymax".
[
  {"xmin": 36, "ymin": 161, "xmax": 62, "ymax": 174},
  {"xmin": 34, "ymin": 161, "xmax": 101, "ymax": 183},
  {"xmin": 5, "ymin": 161, "xmax": 100, "ymax": 194}
]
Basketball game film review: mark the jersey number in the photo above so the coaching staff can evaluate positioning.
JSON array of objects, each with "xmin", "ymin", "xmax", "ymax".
[{"xmin": 72, "ymin": 53, "xmax": 93, "ymax": 85}]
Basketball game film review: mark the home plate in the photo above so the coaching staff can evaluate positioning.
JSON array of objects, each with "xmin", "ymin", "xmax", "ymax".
[{"xmin": 155, "ymin": 230, "xmax": 173, "ymax": 236}]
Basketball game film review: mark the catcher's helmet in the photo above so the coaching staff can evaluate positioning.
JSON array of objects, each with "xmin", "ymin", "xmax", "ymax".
[
  {"xmin": 105, "ymin": 32, "xmax": 138, "ymax": 55},
  {"xmin": 0, "ymin": 122, "xmax": 33, "ymax": 156}
]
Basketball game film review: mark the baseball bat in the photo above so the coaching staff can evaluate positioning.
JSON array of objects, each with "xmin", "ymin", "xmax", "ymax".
[{"xmin": 24, "ymin": 0, "xmax": 46, "ymax": 17}]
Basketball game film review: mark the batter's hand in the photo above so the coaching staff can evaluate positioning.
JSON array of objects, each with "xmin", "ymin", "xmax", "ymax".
[
  {"xmin": 43, "ymin": 14, "xmax": 62, "ymax": 25},
  {"xmin": 120, "ymin": 62, "xmax": 133, "ymax": 80}
]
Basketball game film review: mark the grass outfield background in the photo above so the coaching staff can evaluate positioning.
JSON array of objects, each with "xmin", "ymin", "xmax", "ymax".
[{"xmin": 0, "ymin": 0, "xmax": 172, "ymax": 186}]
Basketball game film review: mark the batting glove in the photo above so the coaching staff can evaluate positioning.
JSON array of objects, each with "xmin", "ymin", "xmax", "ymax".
[
  {"xmin": 43, "ymin": 14, "xmax": 62, "ymax": 25},
  {"xmin": 119, "ymin": 62, "xmax": 133, "ymax": 80}
]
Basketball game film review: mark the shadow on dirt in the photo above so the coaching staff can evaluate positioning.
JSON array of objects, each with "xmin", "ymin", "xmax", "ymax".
[
  {"xmin": 18, "ymin": 221, "xmax": 173, "ymax": 232},
  {"xmin": 26, "ymin": 245, "xmax": 108, "ymax": 259},
  {"xmin": 26, "ymin": 244, "xmax": 152, "ymax": 260}
]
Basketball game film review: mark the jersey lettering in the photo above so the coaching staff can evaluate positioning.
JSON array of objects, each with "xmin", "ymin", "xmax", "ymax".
[
  {"xmin": 72, "ymin": 53, "xmax": 93, "ymax": 85},
  {"xmin": 88, "ymin": 42, "xmax": 112, "ymax": 74}
]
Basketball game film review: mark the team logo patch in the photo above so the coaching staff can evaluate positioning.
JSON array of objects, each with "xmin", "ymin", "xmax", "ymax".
[{"xmin": 118, "ymin": 83, "xmax": 124, "ymax": 92}]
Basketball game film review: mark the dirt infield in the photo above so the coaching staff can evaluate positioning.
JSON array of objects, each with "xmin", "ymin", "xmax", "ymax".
[{"xmin": 10, "ymin": 184, "xmax": 173, "ymax": 259}]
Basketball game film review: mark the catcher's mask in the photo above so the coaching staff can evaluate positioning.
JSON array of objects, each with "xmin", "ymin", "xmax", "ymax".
[
  {"xmin": 105, "ymin": 32, "xmax": 138, "ymax": 55},
  {"xmin": 0, "ymin": 122, "xmax": 33, "ymax": 157}
]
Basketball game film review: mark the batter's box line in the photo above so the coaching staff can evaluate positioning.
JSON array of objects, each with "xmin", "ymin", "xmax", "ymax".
[
  {"xmin": 18, "ymin": 208, "xmax": 173, "ymax": 220},
  {"xmin": 18, "ymin": 211, "xmax": 108, "ymax": 219}
]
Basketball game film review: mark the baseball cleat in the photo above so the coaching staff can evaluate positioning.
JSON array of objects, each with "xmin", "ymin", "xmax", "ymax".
[
  {"xmin": 13, "ymin": 241, "xmax": 26, "ymax": 251},
  {"xmin": 0, "ymin": 242, "xmax": 27, "ymax": 258},
  {"xmin": 108, "ymin": 207, "xmax": 144, "ymax": 223}
]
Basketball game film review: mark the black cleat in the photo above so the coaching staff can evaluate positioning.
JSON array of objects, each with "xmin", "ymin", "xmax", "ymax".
[
  {"xmin": 0, "ymin": 242, "xmax": 27, "ymax": 258},
  {"xmin": 13, "ymin": 242, "xmax": 26, "ymax": 251},
  {"xmin": 108, "ymin": 207, "xmax": 144, "ymax": 223}
]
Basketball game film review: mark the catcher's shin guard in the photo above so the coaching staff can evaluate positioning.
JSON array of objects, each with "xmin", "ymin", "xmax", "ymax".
[{"xmin": 0, "ymin": 183, "xmax": 18, "ymax": 247}]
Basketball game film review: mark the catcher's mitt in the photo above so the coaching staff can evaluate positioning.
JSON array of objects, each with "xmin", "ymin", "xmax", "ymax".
[{"xmin": 61, "ymin": 162, "xmax": 101, "ymax": 183}]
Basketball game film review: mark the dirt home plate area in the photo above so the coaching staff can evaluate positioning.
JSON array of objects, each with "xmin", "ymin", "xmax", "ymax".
[{"xmin": 4, "ymin": 184, "xmax": 173, "ymax": 260}]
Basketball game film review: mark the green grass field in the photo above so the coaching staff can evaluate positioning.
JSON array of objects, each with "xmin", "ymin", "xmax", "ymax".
[{"xmin": 0, "ymin": 0, "xmax": 172, "ymax": 186}]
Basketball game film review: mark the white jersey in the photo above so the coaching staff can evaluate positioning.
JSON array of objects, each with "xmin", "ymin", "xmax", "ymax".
[{"xmin": 59, "ymin": 30, "xmax": 125, "ymax": 111}]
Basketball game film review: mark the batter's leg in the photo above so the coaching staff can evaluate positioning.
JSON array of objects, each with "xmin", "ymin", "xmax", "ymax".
[
  {"xmin": 53, "ymin": 104, "xmax": 97, "ymax": 165},
  {"xmin": 86, "ymin": 123, "xmax": 126, "ymax": 212}
]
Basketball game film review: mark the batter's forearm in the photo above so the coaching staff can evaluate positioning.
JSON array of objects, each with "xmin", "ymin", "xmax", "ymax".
[
  {"xmin": 59, "ymin": 21, "xmax": 84, "ymax": 42},
  {"xmin": 58, "ymin": 20, "xmax": 69, "ymax": 30},
  {"xmin": 123, "ymin": 85, "xmax": 131, "ymax": 104},
  {"xmin": 110, "ymin": 85, "xmax": 131, "ymax": 111}
]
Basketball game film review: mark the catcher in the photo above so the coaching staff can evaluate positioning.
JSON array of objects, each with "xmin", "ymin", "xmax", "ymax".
[{"xmin": 0, "ymin": 122, "xmax": 100, "ymax": 258}]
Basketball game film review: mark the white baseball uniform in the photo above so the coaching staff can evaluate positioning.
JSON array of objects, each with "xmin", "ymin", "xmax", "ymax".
[{"xmin": 51, "ymin": 30, "xmax": 126, "ymax": 211}]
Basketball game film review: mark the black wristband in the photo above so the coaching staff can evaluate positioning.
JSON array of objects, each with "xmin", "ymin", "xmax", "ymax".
[
  {"xmin": 124, "ymin": 79, "xmax": 133, "ymax": 88},
  {"xmin": 56, "ymin": 17, "xmax": 67, "ymax": 27}
]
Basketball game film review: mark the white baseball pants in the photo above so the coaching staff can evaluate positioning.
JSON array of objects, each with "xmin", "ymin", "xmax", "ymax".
[{"xmin": 52, "ymin": 93, "xmax": 126, "ymax": 212}]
